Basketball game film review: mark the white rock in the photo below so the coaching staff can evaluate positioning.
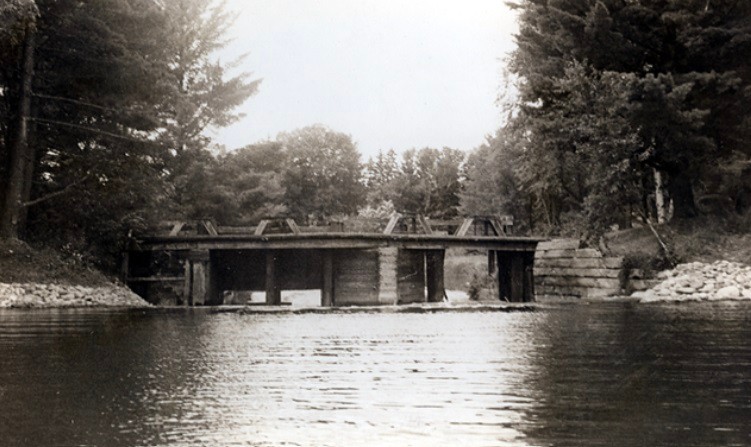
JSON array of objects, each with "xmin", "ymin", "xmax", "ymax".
[{"xmin": 715, "ymin": 286, "xmax": 741, "ymax": 300}]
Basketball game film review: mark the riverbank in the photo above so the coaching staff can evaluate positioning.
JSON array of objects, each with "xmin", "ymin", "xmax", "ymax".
[
  {"xmin": 632, "ymin": 260, "xmax": 751, "ymax": 303},
  {"xmin": 0, "ymin": 239, "xmax": 150, "ymax": 308},
  {"xmin": 0, "ymin": 282, "xmax": 151, "ymax": 308}
]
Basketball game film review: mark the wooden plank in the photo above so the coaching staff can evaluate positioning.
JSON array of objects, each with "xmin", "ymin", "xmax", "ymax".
[
  {"xmin": 416, "ymin": 215, "xmax": 433, "ymax": 235},
  {"xmin": 335, "ymin": 249, "xmax": 380, "ymax": 305},
  {"xmin": 510, "ymin": 255, "xmax": 524, "ymax": 302},
  {"xmin": 383, "ymin": 213, "xmax": 401, "ymax": 235},
  {"xmin": 488, "ymin": 218, "xmax": 504, "ymax": 236},
  {"xmin": 265, "ymin": 251, "xmax": 281, "ymax": 305},
  {"xmin": 523, "ymin": 252, "xmax": 535, "ymax": 302},
  {"xmin": 183, "ymin": 260, "xmax": 191, "ymax": 306},
  {"xmin": 169, "ymin": 222, "xmax": 185, "ymax": 236},
  {"xmin": 285, "ymin": 219, "xmax": 301, "ymax": 235},
  {"xmin": 498, "ymin": 251, "xmax": 511, "ymax": 301},
  {"xmin": 191, "ymin": 261, "xmax": 207, "ymax": 305},
  {"xmin": 454, "ymin": 218, "xmax": 473, "ymax": 237},
  {"xmin": 426, "ymin": 250, "xmax": 445, "ymax": 303},
  {"xmin": 321, "ymin": 251, "xmax": 334, "ymax": 307},
  {"xmin": 254, "ymin": 220, "xmax": 269, "ymax": 236},
  {"xmin": 202, "ymin": 220, "xmax": 218, "ymax": 236}
]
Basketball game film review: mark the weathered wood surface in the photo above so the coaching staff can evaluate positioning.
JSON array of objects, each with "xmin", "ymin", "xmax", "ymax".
[
  {"xmin": 333, "ymin": 249, "xmax": 379, "ymax": 306},
  {"xmin": 378, "ymin": 247, "xmax": 398, "ymax": 305},
  {"xmin": 426, "ymin": 250, "xmax": 445, "ymax": 303},
  {"xmin": 397, "ymin": 249, "xmax": 426, "ymax": 304}
]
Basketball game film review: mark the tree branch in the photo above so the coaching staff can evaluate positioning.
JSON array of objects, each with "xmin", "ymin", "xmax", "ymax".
[{"xmin": 21, "ymin": 172, "xmax": 91, "ymax": 208}]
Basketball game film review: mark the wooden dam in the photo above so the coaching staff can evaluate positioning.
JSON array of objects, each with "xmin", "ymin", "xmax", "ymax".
[{"xmin": 124, "ymin": 215, "xmax": 541, "ymax": 306}]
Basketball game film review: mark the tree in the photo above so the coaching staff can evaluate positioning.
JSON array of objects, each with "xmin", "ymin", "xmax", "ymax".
[
  {"xmin": 154, "ymin": 0, "xmax": 260, "ymax": 217},
  {"xmin": 390, "ymin": 147, "xmax": 465, "ymax": 218},
  {"xmin": 214, "ymin": 141, "xmax": 288, "ymax": 223},
  {"xmin": 278, "ymin": 125, "xmax": 366, "ymax": 222},
  {"xmin": 508, "ymin": 0, "xmax": 751, "ymax": 231},
  {"xmin": 0, "ymin": 0, "xmax": 38, "ymax": 239},
  {"xmin": 364, "ymin": 149, "xmax": 398, "ymax": 207},
  {"xmin": 461, "ymin": 134, "xmax": 533, "ymax": 231}
]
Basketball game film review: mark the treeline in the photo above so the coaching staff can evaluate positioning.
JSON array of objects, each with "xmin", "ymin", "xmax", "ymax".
[
  {"xmin": 0, "ymin": 0, "xmax": 468, "ymax": 271},
  {"xmin": 5, "ymin": 0, "xmax": 750, "ymax": 272},
  {"xmin": 187, "ymin": 131, "xmax": 466, "ymax": 225},
  {"xmin": 0, "ymin": 0, "xmax": 257, "ymax": 269},
  {"xmin": 462, "ymin": 0, "xmax": 751, "ymax": 238}
]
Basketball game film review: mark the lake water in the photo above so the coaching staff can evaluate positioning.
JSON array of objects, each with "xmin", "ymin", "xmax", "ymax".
[{"xmin": 0, "ymin": 302, "xmax": 749, "ymax": 447}]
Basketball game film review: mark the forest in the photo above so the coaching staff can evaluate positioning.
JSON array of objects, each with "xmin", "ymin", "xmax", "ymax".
[{"xmin": 2, "ymin": 0, "xmax": 751, "ymax": 273}]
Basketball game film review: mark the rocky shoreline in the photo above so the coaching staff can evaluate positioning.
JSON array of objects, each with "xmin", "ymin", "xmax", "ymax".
[
  {"xmin": 0, "ymin": 282, "xmax": 151, "ymax": 308},
  {"xmin": 632, "ymin": 260, "xmax": 751, "ymax": 303}
]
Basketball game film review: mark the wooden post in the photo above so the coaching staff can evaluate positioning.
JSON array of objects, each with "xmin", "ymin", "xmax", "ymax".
[
  {"xmin": 265, "ymin": 250, "xmax": 281, "ymax": 305},
  {"xmin": 183, "ymin": 259, "xmax": 192, "ymax": 306},
  {"xmin": 321, "ymin": 250, "xmax": 334, "ymax": 307},
  {"xmin": 510, "ymin": 254, "xmax": 525, "ymax": 302},
  {"xmin": 523, "ymin": 252, "xmax": 535, "ymax": 302},
  {"xmin": 377, "ymin": 247, "xmax": 398, "ymax": 304},
  {"xmin": 187, "ymin": 250, "xmax": 211, "ymax": 305},
  {"xmin": 488, "ymin": 250, "xmax": 496, "ymax": 275},
  {"xmin": 426, "ymin": 250, "xmax": 445, "ymax": 303},
  {"xmin": 120, "ymin": 251, "xmax": 130, "ymax": 284},
  {"xmin": 397, "ymin": 249, "xmax": 426, "ymax": 304},
  {"xmin": 497, "ymin": 251, "xmax": 512, "ymax": 301}
]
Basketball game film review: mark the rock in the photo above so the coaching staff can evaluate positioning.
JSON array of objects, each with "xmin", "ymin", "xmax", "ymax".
[{"xmin": 715, "ymin": 286, "xmax": 741, "ymax": 300}]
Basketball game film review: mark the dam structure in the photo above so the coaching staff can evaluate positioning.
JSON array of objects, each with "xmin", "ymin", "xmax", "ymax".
[{"xmin": 124, "ymin": 215, "xmax": 541, "ymax": 306}]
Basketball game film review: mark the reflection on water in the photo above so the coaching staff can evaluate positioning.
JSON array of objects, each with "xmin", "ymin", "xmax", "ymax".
[{"xmin": 0, "ymin": 303, "xmax": 749, "ymax": 446}]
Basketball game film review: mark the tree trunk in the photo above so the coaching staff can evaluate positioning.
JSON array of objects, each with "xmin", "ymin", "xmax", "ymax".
[
  {"xmin": 667, "ymin": 171, "xmax": 697, "ymax": 219},
  {"xmin": 0, "ymin": 26, "xmax": 35, "ymax": 240},
  {"xmin": 654, "ymin": 168, "xmax": 669, "ymax": 223}
]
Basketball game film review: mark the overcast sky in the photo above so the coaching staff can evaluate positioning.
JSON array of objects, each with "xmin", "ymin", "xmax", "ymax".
[{"xmin": 214, "ymin": 0, "xmax": 519, "ymax": 159}]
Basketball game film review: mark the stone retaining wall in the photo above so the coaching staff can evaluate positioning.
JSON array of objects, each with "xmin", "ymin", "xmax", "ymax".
[
  {"xmin": 535, "ymin": 239, "xmax": 625, "ymax": 300},
  {"xmin": 0, "ymin": 282, "xmax": 151, "ymax": 308}
]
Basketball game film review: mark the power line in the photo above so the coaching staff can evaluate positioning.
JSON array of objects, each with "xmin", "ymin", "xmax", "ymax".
[
  {"xmin": 31, "ymin": 117, "xmax": 148, "ymax": 143},
  {"xmin": 32, "ymin": 93, "xmax": 119, "ymax": 114}
]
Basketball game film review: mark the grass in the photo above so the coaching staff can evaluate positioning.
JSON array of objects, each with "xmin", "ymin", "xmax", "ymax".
[{"xmin": 0, "ymin": 238, "xmax": 114, "ymax": 286}]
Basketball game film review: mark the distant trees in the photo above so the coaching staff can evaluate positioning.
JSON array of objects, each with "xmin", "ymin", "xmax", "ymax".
[
  {"xmin": 364, "ymin": 147, "xmax": 466, "ymax": 219},
  {"xmin": 278, "ymin": 125, "xmax": 366, "ymax": 222},
  {"xmin": 463, "ymin": 0, "xmax": 751, "ymax": 237}
]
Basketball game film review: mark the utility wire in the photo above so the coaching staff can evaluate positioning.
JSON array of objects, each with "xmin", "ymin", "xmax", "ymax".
[{"xmin": 31, "ymin": 117, "xmax": 147, "ymax": 143}]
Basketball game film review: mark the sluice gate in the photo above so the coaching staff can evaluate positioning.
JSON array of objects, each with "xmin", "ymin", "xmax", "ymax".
[{"xmin": 124, "ymin": 216, "xmax": 541, "ymax": 306}]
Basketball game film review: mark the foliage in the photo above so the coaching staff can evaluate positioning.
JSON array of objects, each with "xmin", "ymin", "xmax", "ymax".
[
  {"xmin": 460, "ymin": 134, "xmax": 532, "ymax": 231},
  {"xmin": 278, "ymin": 125, "xmax": 366, "ymax": 222},
  {"xmin": 389, "ymin": 147, "xmax": 465, "ymax": 218},
  {"xmin": 493, "ymin": 0, "xmax": 751, "ymax": 237},
  {"xmin": 364, "ymin": 149, "xmax": 398, "ymax": 207},
  {"xmin": 0, "ymin": 0, "xmax": 258, "ymax": 272}
]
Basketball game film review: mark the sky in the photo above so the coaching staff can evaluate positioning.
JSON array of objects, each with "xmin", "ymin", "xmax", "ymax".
[{"xmin": 214, "ymin": 0, "xmax": 519, "ymax": 160}]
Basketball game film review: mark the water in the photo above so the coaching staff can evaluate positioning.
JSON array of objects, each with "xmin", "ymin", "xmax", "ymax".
[{"xmin": 0, "ymin": 303, "xmax": 749, "ymax": 447}]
